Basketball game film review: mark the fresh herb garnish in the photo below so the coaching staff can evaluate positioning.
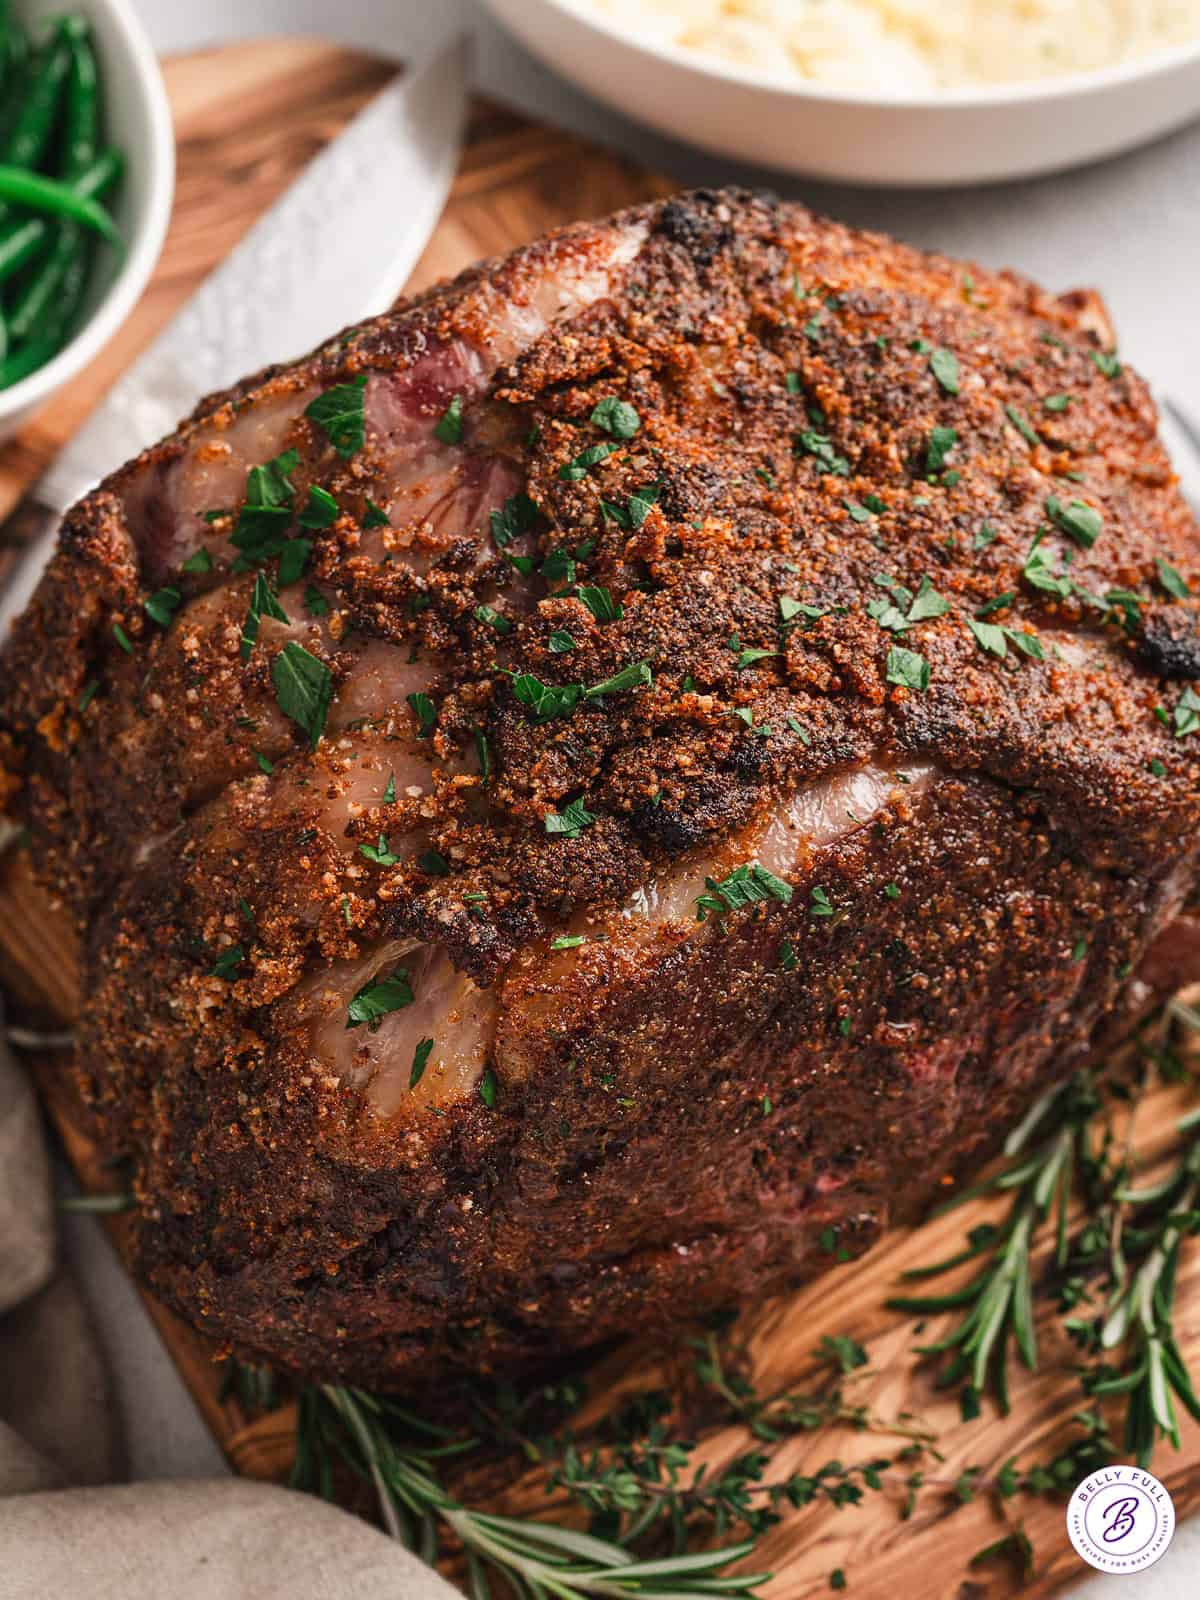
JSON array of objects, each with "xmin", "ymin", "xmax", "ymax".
[
  {"xmin": 577, "ymin": 585, "xmax": 624, "ymax": 623},
  {"xmin": 544, "ymin": 796, "xmax": 597, "ymax": 839},
  {"xmin": 433, "ymin": 394, "xmax": 464, "ymax": 445},
  {"xmin": 145, "ymin": 586, "xmax": 182, "ymax": 628},
  {"xmin": 303, "ymin": 584, "xmax": 329, "ymax": 617},
  {"xmin": 1045, "ymin": 495, "xmax": 1102, "ymax": 548},
  {"xmin": 1090, "ymin": 349, "xmax": 1121, "ymax": 378},
  {"xmin": 885, "ymin": 645, "xmax": 930, "ymax": 691},
  {"xmin": 407, "ymin": 691, "xmax": 437, "ymax": 738},
  {"xmin": 362, "ymin": 497, "xmax": 389, "ymax": 530},
  {"xmin": 346, "ymin": 969, "xmax": 414, "ymax": 1030},
  {"xmin": 240, "ymin": 572, "xmax": 289, "ymax": 660},
  {"xmin": 924, "ymin": 426, "xmax": 958, "ymax": 477},
  {"xmin": 209, "ymin": 944, "xmax": 244, "ymax": 979},
  {"xmin": 182, "ymin": 546, "xmax": 214, "ymax": 574},
  {"xmin": 479, "ymin": 1068, "xmax": 498, "ymax": 1109},
  {"xmin": 696, "ymin": 863, "xmax": 793, "ymax": 922},
  {"xmin": 929, "ymin": 348, "xmax": 960, "ymax": 395},
  {"xmin": 305, "ymin": 375, "xmax": 368, "ymax": 458},
  {"xmin": 599, "ymin": 483, "xmax": 661, "ymax": 531},
  {"xmin": 1043, "ymin": 394, "xmax": 1072, "ymax": 413},
  {"xmin": 272, "ymin": 643, "xmax": 332, "ymax": 749},
  {"xmin": 490, "ymin": 492, "xmax": 539, "ymax": 549},
  {"xmin": 795, "ymin": 429, "xmax": 849, "ymax": 477},
  {"xmin": 409, "ymin": 1038, "xmax": 434, "ymax": 1089},
  {"xmin": 548, "ymin": 629, "xmax": 577, "ymax": 654},
  {"xmin": 359, "ymin": 834, "xmax": 401, "ymax": 866},
  {"xmin": 297, "ymin": 484, "xmax": 339, "ymax": 529},
  {"xmin": 1156, "ymin": 558, "xmax": 1190, "ymax": 600},
  {"xmin": 559, "ymin": 441, "xmax": 617, "ymax": 482},
  {"xmin": 868, "ymin": 575, "xmax": 949, "ymax": 634},
  {"xmin": 1004, "ymin": 405, "xmax": 1041, "ymax": 449},
  {"xmin": 474, "ymin": 604, "xmax": 512, "ymax": 636},
  {"xmin": 112, "ymin": 622, "xmax": 133, "ymax": 655},
  {"xmin": 590, "ymin": 397, "xmax": 641, "ymax": 439}
]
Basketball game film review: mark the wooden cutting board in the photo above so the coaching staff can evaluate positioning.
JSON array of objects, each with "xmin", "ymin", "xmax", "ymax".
[{"xmin": 2, "ymin": 38, "xmax": 1198, "ymax": 1600}]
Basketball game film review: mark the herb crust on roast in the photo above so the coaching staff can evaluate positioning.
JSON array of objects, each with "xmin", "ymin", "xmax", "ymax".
[{"xmin": 2, "ymin": 189, "xmax": 1199, "ymax": 1386}]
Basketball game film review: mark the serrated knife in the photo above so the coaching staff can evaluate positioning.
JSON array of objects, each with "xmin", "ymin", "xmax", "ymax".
[{"xmin": 0, "ymin": 34, "xmax": 468, "ymax": 633}]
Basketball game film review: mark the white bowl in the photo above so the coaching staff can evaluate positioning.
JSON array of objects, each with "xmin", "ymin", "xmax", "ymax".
[
  {"xmin": 483, "ymin": 0, "xmax": 1200, "ymax": 187},
  {"xmin": 0, "ymin": 0, "xmax": 174, "ymax": 440}
]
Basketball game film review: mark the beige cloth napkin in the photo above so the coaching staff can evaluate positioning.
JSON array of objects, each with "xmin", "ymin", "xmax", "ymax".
[{"xmin": 0, "ymin": 1022, "xmax": 459, "ymax": 1600}]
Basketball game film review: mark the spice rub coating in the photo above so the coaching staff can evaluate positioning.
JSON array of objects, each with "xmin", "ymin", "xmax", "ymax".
[{"xmin": 2, "ymin": 189, "xmax": 1199, "ymax": 1387}]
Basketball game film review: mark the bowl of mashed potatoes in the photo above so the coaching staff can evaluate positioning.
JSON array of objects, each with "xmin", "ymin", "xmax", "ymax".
[{"xmin": 483, "ymin": 0, "xmax": 1200, "ymax": 184}]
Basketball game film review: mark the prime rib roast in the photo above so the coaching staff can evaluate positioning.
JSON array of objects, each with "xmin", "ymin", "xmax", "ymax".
[{"xmin": 2, "ymin": 189, "xmax": 1198, "ymax": 1388}]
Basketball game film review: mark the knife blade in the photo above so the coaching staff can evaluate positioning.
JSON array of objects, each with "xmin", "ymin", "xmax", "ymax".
[{"xmin": 0, "ymin": 35, "xmax": 467, "ymax": 631}]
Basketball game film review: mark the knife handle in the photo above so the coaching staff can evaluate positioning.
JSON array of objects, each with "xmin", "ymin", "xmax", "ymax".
[{"xmin": 0, "ymin": 489, "xmax": 63, "ymax": 635}]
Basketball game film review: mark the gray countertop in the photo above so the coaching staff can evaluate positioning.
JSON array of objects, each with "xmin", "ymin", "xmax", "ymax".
[{"xmin": 58, "ymin": 2, "xmax": 1200, "ymax": 1593}]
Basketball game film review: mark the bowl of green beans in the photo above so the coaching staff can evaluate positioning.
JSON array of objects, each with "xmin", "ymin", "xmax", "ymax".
[{"xmin": 0, "ymin": 0, "xmax": 173, "ymax": 438}]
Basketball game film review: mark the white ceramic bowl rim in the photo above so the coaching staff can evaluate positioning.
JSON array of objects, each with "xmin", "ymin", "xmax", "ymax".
[
  {"xmin": 0, "ymin": 0, "xmax": 174, "ymax": 416},
  {"xmin": 548, "ymin": 0, "xmax": 1200, "ymax": 109}
]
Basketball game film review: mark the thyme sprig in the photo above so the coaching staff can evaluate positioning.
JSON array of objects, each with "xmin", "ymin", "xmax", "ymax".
[{"xmin": 291, "ymin": 1385, "xmax": 769, "ymax": 1600}]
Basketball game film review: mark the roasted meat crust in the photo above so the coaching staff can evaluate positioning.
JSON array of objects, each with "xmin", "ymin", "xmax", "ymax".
[{"xmin": 2, "ymin": 189, "xmax": 1199, "ymax": 1386}]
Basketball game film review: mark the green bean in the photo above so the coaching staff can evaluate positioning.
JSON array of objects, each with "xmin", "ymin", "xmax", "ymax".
[
  {"xmin": 1, "ymin": 20, "xmax": 79, "ymax": 171},
  {"xmin": 11, "ymin": 22, "xmax": 103, "ymax": 346},
  {"xmin": 0, "ymin": 147, "xmax": 122, "ymax": 281},
  {"xmin": 0, "ymin": 165, "xmax": 121, "ymax": 243},
  {"xmin": 0, "ymin": 328, "xmax": 60, "ymax": 388}
]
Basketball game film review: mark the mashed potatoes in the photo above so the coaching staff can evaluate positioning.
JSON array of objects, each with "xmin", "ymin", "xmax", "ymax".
[{"xmin": 584, "ymin": 0, "xmax": 1200, "ymax": 91}]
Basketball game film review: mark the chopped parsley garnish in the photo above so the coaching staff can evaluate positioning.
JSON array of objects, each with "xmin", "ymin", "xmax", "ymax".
[
  {"xmin": 272, "ymin": 642, "xmax": 332, "ymax": 749},
  {"xmin": 1171, "ymin": 686, "xmax": 1200, "ymax": 738},
  {"xmin": 544, "ymin": 796, "xmax": 597, "ymax": 839},
  {"xmin": 305, "ymin": 375, "xmax": 367, "ymax": 458},
  {"xmin": 489, "ymin": 492, "xmax": 538, "ymax": 549},
  {"xmin": 303, "ymin": 584, "xmax": 330, "ymax": 617},
  {"xmin": 1022, "ymin": 538, "xmax": 1073, "ymax": 598},
  {"xmin": 779, "ymin": 595, "xmax": 837, "ymax": 631},
  {"xmin": 795, "ymin": 428, "xmax": 849, "ymax": 477},
  {"xmin": 868, "ymin": 574, "xmax": 949, "ymax": 633},
  {"xmin": 924, "ymin": 426, "xmax": 958, "ymax": 477},
  {"xmin": 843, "ymin": 500, "xmax": 874, "ymax": 523},
  {"xmin": 1156, "ymin": 557, "xmax": 1190, "ymax": 599},
  {"xmin": 590, "ymin": 396, "xmax": 640, "ymax": 439},
  {"xmin": 577, "ymin": 585, "xmax": 623, "ymax": 623},
  {"xmin": 884, "ymin": 882, "xmax": 900, "ymax": 899},
  {"xmin": 362, "ymin": 497, "xmax": 389, "ymax": 530},
  {"xmin": 540, "ymin": 548, "xmax": 576, "ymax": 586},
  {"xmin": 277, "ymin": 539, "xmax": 311, "ymax": 586},
  {"xmin": 548, "ymin": 629, "xmax": 577, "ymax": 654},
  {"xmin": 599, "ymin": 483, "xmax": 660, "ymax": 531},
  {"xmin": 975, "ymin": 591, "xmax": 1015, "ymax": 618},
  {"xmin": 253, "ymin": 751, "xmax": 274, "ymax": 775},
  {"xmin": 78, "ymin": 681, "xmax": 98, "ymax": 712},
  {"xmin": 229, "ymin": 448, "xmax": 299, "ymax": 561},
  {"xmin": 929, "ymin": 348, "xmax": 960, "ymax": 395},
  {"xmin": 474, "ymin": 728, "xmax": 492, "ymax": 785},
  {"xmin": 112, "ymin": 622, "xmax": 133, "ymax": 655},
  {"xmin": 359, "ymin": 834, "xmax": 401, "ymax": 865},
  {"xmin": 417, "ymin": 847, "xmax": 450, "ymax": 876},
  {"xmin": 587, "ymin": 659, "xmax": 652, "ymax": 698},
  {"xmin": 973, "ymin": 523, "xmax": 998, "ymax": 551},
  {"xmin": 145, "ymin": 586, "xmax": 181, "ymax": 628},
  {"xmin": 1043, "ymin": 393, "xmax": 1072, "ymax": 413},
  {"xmin": 433, "ymin": 394, "xmax": 464, "ymax": 445},
  {"xmin": 558, "ymin": 440, "xmax": 617, "ymax": 482},
  {"xmin": 511, "ymin": 673, "xmax": 581, "ymax": 722},
  {"xmin": 552, "ymin": 934, "xmax": 586, "ymax": 951},
  {"xmin": 209, "ymin": 944, "xmax": 244, "ymax": 979},
  {"xmin": 885, "ymin": 645, "xmax": 930, "ymax": 691},
  {"xmin": 383, "ymin": 772, "xmax": 397, "ymax": 804},
  {"xmin": 1149, "ymin": 757, "xmax": 1167, "ymax": 778},
  {"xmin": 297, "ymin": 484, "xmax": 339, "ymax": 529},
  {"xmin": 1090, "ymin": 349, "xmax": 1121, "ymax": 378},
  {"xmin": 1045, "ymin": 494, "xmax": 1102, "ymax": 548},
  {"xmin": 967, "ymin": 617, "xmax": 1044, "ymax": 662},
  {"xmin": 784, "ymin": 371, "xmax": 802, "ymax": 394},
  {"xmin": 240, "ymin": 573, "xmax": 288, "ymax": 661},
  {"xmin": 479, "ymin": 1068, "xmax": 498, "ymax": 1109},
  {"xmin": 1004, "ymin": 405, "xmax": 1041, "ymax": 449},
  {"xmin": 809, "ymin": 886, "xmax": 834, "ymax": 918},
  {"xmin": 695, "ymin": 862, "xmax": 793, "ymax": 922},
  {"xmin": 409, "ymin": 1037, "xmax": 434, "ymax": 1090},
  {"xmin": 778, "ymin": 939, "xmax": 796, "ymax": 970},
  {"xmin": 474, "ymin": 604, "xmax": 512, "ymax": 635},
  {"xmin": 346, "ymin": 969, "xmax": 414, "ymax": 1030},
  {"xmin": 407, "ymin": 691, "xmax": 437, "ymax": 737},
  {"xmin": 182, "ymin": 546, "xmax": 213, "ymax": 574},
  {"xmin": 735, "ymin": 646, "xmax": 778, "ymax": 670}
]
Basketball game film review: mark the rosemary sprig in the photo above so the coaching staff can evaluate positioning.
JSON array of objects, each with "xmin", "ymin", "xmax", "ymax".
[
  {"xmin": 290, "ymin": 1385, "xmax": 769, "ymax": 1600},
  {"xmin": 887, "ymin": 1072, "xmax": 1100, "ymax": 1410}
]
